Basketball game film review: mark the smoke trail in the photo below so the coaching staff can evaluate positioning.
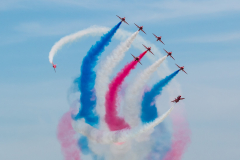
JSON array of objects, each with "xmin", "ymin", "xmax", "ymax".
[
  {"xmin": 77, "ymin": 136, "xmax": 103, "ymax": 160},
  {"xmin": 142, "ymin": 103, "xmax": 158, "ymax": 123},
  {"xmin": 140, "ymin": 97, "xmax": 171, "ymax": 160},
  {"xmin": 95, "ymin": 31, "xmax": 139, "ymax": 130},
  {"xmin": 57, "ymin": 110, "xmax": 81, "ymax": 160},
  {"xmin": 162, "ymin": 109, "xmax": 191, "ymax": 160},
  {"xmin": 72, "ymin": 105, "xmax": 174, "ymax": 144},
  {"xmin": 141, "ymin": 70, "xmax": 179, "ymax": 122},
  {"xmin": 105, "ymin": 51, "xmax": 147, "ymax": 131},
  {"xmin": 123, "ymin": 56, "xmax": 167, "ymax": 127},
  {"xmin": 147, "ymin": 121, "xmax": 171, "ymax": 160},
  {"xmin": 73, "ymin": 22, "xmax": 122, "ymax": 127},
  {"xmin": 49, "ymin": 26, "xmax": 190, "ymax": 158},
  {"xmin": 78, "ymin": 136, "xmax": 91, "ymax": 155},
  {"xmin": 48, "ymin": 27, "xmax": 110, "ymax": 64}
]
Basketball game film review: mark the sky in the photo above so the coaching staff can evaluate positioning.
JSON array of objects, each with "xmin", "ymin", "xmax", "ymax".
[{"xmin": 0, "ymin": 0, "xmax": 240, "ymax": 159}]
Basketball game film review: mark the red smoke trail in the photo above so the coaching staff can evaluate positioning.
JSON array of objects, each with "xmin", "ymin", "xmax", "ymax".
[
  {"xmin": 105, "ymin": 51, "xmax": 147, "ymax": 131},
  {"xmin": 57, "ymin": 109, "xmax": 81, "ymax": 160},
  {"xmin": 163, "ymin": 107, "xmax": 191, "ymax": 160}
]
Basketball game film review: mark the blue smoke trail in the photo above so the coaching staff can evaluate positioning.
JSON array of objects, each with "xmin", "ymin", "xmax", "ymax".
[
  {"xmin": 78, "ymin": 136, "xmax": 91, "ymax": 155},
  {"xmin": 78, "ymin": 136, "xmax": 104, "ymax": 160},
  {"xmin": 141, "ymin": 70, "xmax": 180, "ymax": 123},
  {"xmin": 74, "ymin": 22, "xmax": 122, "ymax": 127}
]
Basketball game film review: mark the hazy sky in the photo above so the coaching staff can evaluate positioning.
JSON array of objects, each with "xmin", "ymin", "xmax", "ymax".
[{"xmin": 0, "ymin": 0, "xmax": 240, "ymax": 159}]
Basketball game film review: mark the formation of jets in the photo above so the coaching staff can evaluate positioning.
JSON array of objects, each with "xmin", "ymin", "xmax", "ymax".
[
  {"xmin": 116, "ymin": 16, "xmax": 187, "ymax": 103},
  {"xmin": 117, "ymin": 16, "xmax": 187, "ymax": 103},
  {"xmin": 51, "ymin": 15, "xmax": 186, "ymax": 103}
]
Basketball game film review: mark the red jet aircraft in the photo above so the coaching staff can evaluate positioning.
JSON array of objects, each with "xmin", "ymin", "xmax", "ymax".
[
  {"xmin": 176, "ymin": 64, "xmax": 187, "ymax": 74},
  {"xmin": 134, "ymin": 23, "xmax": 146, "ymax": 34},
  {"xmin": 171, "ymin": 95, "xmax": 185, "ymax": 103},
  {"xmin": 52, "ymin": 63, "xmax": 57, "ymax": 72},
  {"xmin": 163, "ymin": 49, "xmax": 175, "ymax": 60},
  {"xmin": 116, "ymin": 15, "xmax": 129, "ymax": 25},
  {"xmin": 153, "ymin": 33, "xmax": 165, "ymax": 45},
  {"xmin": 143, "ymin": 44, "xmax": 154, "ymax": 55},
  {"xmin": 131, "ymin": 54, "xmax": 143, "ymax": 65}
]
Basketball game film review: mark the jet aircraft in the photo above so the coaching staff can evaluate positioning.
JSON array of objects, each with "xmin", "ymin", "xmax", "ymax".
[
  {"xmin": 143, "ymin": 44, "xmax": 154, "ymax": 55},
  {"xmin": 171, "ymin": 95, "xmax": 185, "ymax": 103},
  {"xmin": 52, "ymin": 63, "xmax": 57, "ymax": 72},
  {"xmin": 153, "ymin": 33, "xmax": 165, "ymax": 45},
  {"xmin": 176, "ymin": 64, "xmax": 187, "ymax": 74},
  {"xmin": 116, "ymin": 15, "xmax": 129, "ymax": 25},
  {"xmin": 163, "ymin": 49, "xmax": 175, "ymax": 60},
  {"xmin": 131, "ymin": 54, "xmax": 143, "ymax": 65},
  {"xmin": 134, "ymin": 23, "xmax": 146, "ymax": 34}
]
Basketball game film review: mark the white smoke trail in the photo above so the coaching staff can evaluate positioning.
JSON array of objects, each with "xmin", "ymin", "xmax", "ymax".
[
  {"xmin": 48, "ymin": 26, "xmax": 109, "ymax": 64},
  {"xmin": 72, "ymin": 105, "xmax": 174, "ymax": 144},
  {"xmin": 95, "ymin": 31, "xmax": 139, "ymax": 130},
  {"xmin": 47, "ymin": 25, "xmax": 175, "ymax": 81},
  {"xmin": 123, "ymin": 55, "xmax": 168, "ymax": 128}
]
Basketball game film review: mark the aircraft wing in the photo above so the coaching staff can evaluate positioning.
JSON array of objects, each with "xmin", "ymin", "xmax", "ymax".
[
  {"xmin": 131, "ymin": 54, "xmax": 136, "ymax": 59},
  {"xmin": 163, "ymin": 49, "xmax": 168, "ymax": 53},
  {"xmin": 175, "ymin": 64, "xmax": 181, "ymax": 68},
  {"xmin": 142, "ymin": 44, "xmax": 147, "ymax": 49},
  {"xmin": 153, "ymin": 33, "xmax": 158, "ymax": 38},
  {"xmin": 134, "ymin": 23, "xmax": 140, "ymax": 28},
  {"xmin": 180, "ymin": 98, "xmax": 185, "ymax": 100},
  {"xmin": 116, "ymin": 15, "xmax": 121, "ymax": 20},
  {"xmin": 160, "ymin": 40, "xmax": 165, "ymax": 45},
  {"xmin": 124, "ymin": 21, "xmax": 129, "ymax": 25},
  {"xmin": 142, "ymin": 30, "xmax": 147, "ymax": 34},
  {"xmin": 138, "ymin": 61, "xmax": 142, "ymax": 65},
  {"xmin": 150, "ymin": 50, "xmax": 154, "ymax": 55},
  {"xmin": 170, "ymin": 55, "xmax": 175, "ymax": 60},
  {"xmin": 183, "ymin": 70, "xmax": 188, "ymax": 74}
]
